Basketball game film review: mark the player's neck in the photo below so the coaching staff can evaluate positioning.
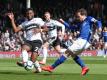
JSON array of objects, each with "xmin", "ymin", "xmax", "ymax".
[
  {"xmin": 83, "ymin": 16, "xmax": 87, "ymax": 21},
  {"xmin": 46, "ymin": 19, "xmax": 51, "ymax": 22},
  {"xmin": 27, "ymin": 17, "xmax": 34, "ymax": 21}
]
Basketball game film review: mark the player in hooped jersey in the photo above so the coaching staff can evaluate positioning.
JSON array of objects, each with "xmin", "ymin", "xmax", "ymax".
[
  {"xmin": 8, "ymin": 8, "xmax": 45, "ymax": 72},
  {"xmin": 39, "ymin": 11, "xmax": 65, "ymax": 65},
  {"xmin": 42, "ymin": 8, "xmax": 102, "ymax": 75}
]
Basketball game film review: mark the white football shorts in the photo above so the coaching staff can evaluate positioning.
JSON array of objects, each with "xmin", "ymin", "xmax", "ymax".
[{"xmin": 68, "ymin": 38, "xmax": 91, "ymax": 55}]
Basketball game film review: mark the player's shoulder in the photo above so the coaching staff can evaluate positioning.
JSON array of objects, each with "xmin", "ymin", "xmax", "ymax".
[
  {"xmin": 87, "ymin": 16, "xmax": 94, "ymax": 19},
  {"xmin": 20, "ymin": 19, "xmax": 28, "ymax": 26},
  {"xmin": 51, "ymin": 19, "xmax": 60, "ymax": 24},
  {"xmin": 49, "ymin": 19, "xmax": 55, "ymax": 22},
  {"xmin": 53, "ymin": 19, "xmax": 59, "ymax": 22},
  {"xmin": 86, "ymin": 16, "xmax": 96, "ymax": 22},
  {"xmin": 87, "ymin": 16, "xmax": 96, "ymax": 20},
  {"xmin": 33, "ymin": 17, "xmax": 43, "ymax": 21}
]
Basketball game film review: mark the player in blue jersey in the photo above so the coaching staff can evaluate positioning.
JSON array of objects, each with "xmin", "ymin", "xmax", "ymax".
[
  {"xmin": 102, "ymin": 26, "xmax": 107, "ymax": 58},
  {"xmin": 42, "ymin": 8, "xmax": 102, "ymax": 75}
]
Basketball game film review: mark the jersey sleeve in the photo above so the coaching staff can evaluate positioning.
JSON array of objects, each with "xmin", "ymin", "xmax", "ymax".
[
  {"xmin": 36, "ymin": 18, "xmax": 45, "ymax": 27},
  {"xmin": 89, "ymin": 16, "xmax": 102, "ymax": 28},
  {"xmin": 54, "ymin": 20, "xmax": 65, "ymax": 35},
  {"xmin": 18, "ymin": 22, "xmax": 26, "ymax": 30},
  {"xmin": 63, "ymin": 21, "xmax": 70, "ymax": 28},
  {"xmin": 63, "ymin": 21, "xmax": 79, "ymax": 31}
]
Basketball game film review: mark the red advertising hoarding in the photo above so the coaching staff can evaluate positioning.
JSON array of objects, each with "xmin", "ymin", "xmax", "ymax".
[{"xmin": 0, "ymin": 50, "xmax": 97, "ymax": 58}]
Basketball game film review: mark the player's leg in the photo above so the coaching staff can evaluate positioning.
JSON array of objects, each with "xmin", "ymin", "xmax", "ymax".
[
  {"xmin": 65, "ymin": 50, "xmax": 89, "ymax": 75},
  {"xmin": 104, "ymin": 49, "xmax": 107, "ymax": 58},
  {"xmin": 55, "ymin": 45, "xmax": 85, "ymax": 68},
  {"xmin": 31, "ymin": 52, "xmax": 42, "ymax": 73},
  {"xmin": 42, "ymin": 39, "xmax": 69, "ymax": 72},
  {"xmin": 39, "ymin": 42, "xmax": 49, "ymax": 65},
  {"xmin": 42, "ymin": 37, "xmax": 72, "ymax": 72},
  {"xmin": 67, "ymin": 38, "xmax": 90, "ymax": 75},
  {"xmin": 40, "ymin": 37, "xmax": 57, "ymax": 65},
  {"xmin": 41, "ymin": 51, "xmax": 69, "ymax": 72},
  {"xmin": 104, "ymin": 43, "xmax": 107, "ymax": 58},
  {"xmin": 62, "ymin": 39, "xmax": 86, "ymax": 68},
  {"xmin": 42, "ymin": 38, "xmax": 90, "ymax": 75},
  {"xmin": 17, "ymin": 43, "xmax": 31, "ymax": 67},
  {"xmin": 31, "ymin": 40, "xmax": 42, "ymax": 72},
  {"xmin": 41, "ymin": 52, "xmax": 69, "ymax": 72},
  {"xmin": 42, "ymin": 38, "xmax": 85, "ymax": 72}
]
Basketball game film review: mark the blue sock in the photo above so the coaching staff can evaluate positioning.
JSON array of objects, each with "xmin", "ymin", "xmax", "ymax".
[
  {"xmin": 104, "ymin": 49, "xmax": 107, "ymax": 55},
  {"xmin": 73, "ymin": 56, "xmax": 85, "ymax": 68},
  {"xmin": 51, "ymin": 55, "xmax": 67, "ymax": 69}
]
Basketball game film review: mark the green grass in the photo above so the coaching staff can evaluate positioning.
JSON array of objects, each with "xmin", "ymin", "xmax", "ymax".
[{"xmin": 0, "ymin": 57, "xmax": 107, "ymax": 80}]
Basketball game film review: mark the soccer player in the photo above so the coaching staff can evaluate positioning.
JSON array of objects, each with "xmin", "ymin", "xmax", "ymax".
[
  {"xmin": 42, "ymin": 8, "xmax": 102, "ymax": 75},
  {"xmin": 39, "ymin": 11, "xmax": 65, "ymax": 65},
  {"xmin": 102, "ymin": 26, "xmax": 107, "ymax": 58},
  {"xmin": 8, "ymin": 8, "xmax": 45, "ymax": 72}
]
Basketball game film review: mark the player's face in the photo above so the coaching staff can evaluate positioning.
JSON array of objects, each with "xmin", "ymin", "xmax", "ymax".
[
  {"xmin": 26, "ymin": 10, "xmax": 34, "ymax": 20},
  {"xmin": 44, "ymin": 13, "xmax": 51, "ymax": 21},
  {"xmin": 76, "ymin": 12, "xmax": 84, "ymax": 22},
  {"xmin": 103, "ymin": 27, "xmax": 107, "ymax": 31}
]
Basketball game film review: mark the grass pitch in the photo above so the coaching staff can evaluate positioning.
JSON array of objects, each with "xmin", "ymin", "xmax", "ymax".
[{"xmin": 0, "ymin": 57, "xmax": 107, "ymax": 80}]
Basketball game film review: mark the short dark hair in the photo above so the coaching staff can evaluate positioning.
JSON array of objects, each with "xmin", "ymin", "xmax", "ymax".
[
  {"xmin": 44, "ymin": 11, "xmax": 51, "ymax": 15},
  {"xmin": 76, "ymin": 8, "xmax": 87, "ymax": 16},
  {"xmin": 44, "ymin": 11, "xmax": 52, "ymax": 17},
  {"xmin": 26, "ymin": 8, "xmax": 34, "ymax": 12}
]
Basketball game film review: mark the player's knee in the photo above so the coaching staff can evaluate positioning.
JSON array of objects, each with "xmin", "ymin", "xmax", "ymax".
[
  {"xmin": 65, "ymin": 49, "xmax": 75, "ymax": 57},
  {"xmin": 22, "ymin": 45, "xmax": 30, "ymax": 51},
  {"xmin": 43, "ymin": 43, "xmax": 48, "ymax": 48}
]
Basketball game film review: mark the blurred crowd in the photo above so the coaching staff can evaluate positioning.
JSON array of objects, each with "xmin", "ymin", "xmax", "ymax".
[
  {"xmin": 0, "ymin": 29, "xmax": 23, "ymax": 51},
  {"xmin": 0, "ymin": 0, "xmax": 107, "ymax": 51}
]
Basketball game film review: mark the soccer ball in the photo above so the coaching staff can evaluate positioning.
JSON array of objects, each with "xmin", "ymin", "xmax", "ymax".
[{"xmin": 24, "ymin": 61, "xmax": 34, "ymax": 71}]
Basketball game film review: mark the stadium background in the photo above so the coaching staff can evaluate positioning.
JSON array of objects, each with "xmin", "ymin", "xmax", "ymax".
[
  {"xmin": 0, "ymin": 0, "xmax": 107, "ymax": 80},
  {"xmin": 0, "ymin": 0, "xmax": 106, "ymax": 57}
]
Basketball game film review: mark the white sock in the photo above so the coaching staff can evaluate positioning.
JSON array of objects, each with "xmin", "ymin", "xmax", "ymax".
[
  {"xmin": 42, "ymin": 47, "xmax": 48, "ymax": 63},
  {"xmin": 34, "ymin": 61, "xmax": 41, "ymax": 72},
  {"xmin": 21, "ymin": 50, "xmax": 28, "ymax": 63},
  {"xmin": 60, "ymin": 48, "xmax": 67, "ymax": 54}
]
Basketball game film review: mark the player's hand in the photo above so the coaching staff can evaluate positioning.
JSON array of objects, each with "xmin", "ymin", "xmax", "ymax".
[
  {"xmin": 42, "ymin": 26, "xmax": 49, "ymax": 32},
  {"xmin": 59, "ymin": 18, "xmax": 65, "ymax": 23},
  {"xmin": 7, "ymin": 13, "xmax": 14, "ymax": 20}
]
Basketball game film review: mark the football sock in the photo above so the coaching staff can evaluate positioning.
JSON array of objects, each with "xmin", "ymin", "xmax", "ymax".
[
  {"xmin": 73, "ymin": 55, "xmax": 85, "ymax": 68},
  {"xmin": 34, "ymin": 61, "xmax": 41, "ymax": 68},
  {"xmin": 104, "ymin": 49, "xmax": 107, "ymax": 58},
  {"xmin": 60, "ymin": 48, "xmax": 67, "ymax": 54},
  {"xmin": 34, "ymin": 61, "xmax": 41, "ymax": 72},
  {"xmin": 22, "ymin": 50, "xmax": 28, "ymax": 63},
  {"xmin": 104, "ymin": 49, "xmax": 107, "ymax": 55},
  {"xmin": 51, "ymin": 55, "xmax": 67, "ymax": 69},
  {"xmin": 42, "ymin": 47, "xmax": 48, "ymax": 63}
]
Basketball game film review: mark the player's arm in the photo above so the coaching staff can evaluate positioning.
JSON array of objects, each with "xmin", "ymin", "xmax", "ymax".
[
  {"xmin": 41, "ymin": 26, "xmax": 49, "ymax": 32},
  {"xmin": 35, "ymin": 18, "xmax": 49, "ymax": 32},
  {"xmin": 90, "ymin": 17, "xmax": 102, "ymax": 32},
  {"xmin": 59, "ymin": 18, "xmax": 70, "ymax": 28},
  {"xmin": 34, "ymin": 26, "xmax": 48, "ymax": 33},
  {"xmin": 96, "ymin": 20, "xmax": 102, "ymax": 32},
  {"xmin": 8, "ymin": 13, "xmax": 22, "ymax": 32},
  {"xmin": 54, "ymin": 20, "xmax": 65, "ymax": 35},
  {"xmin": 59, "ymin": 18, "xmax": 76, "ymax": 31}
]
